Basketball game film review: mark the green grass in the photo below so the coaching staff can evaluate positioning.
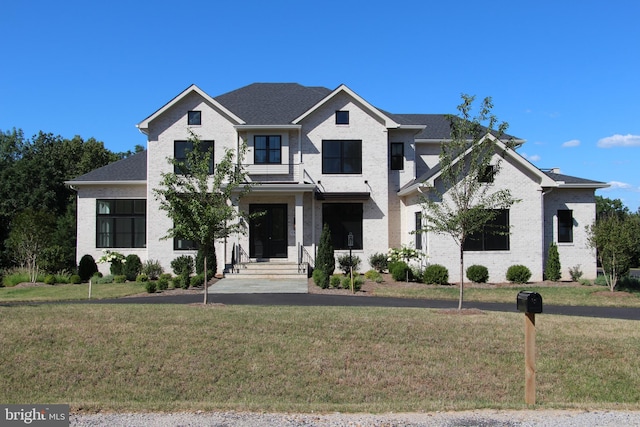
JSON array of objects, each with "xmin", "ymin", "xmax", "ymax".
[
  {"xmin": 0, "ymin": 282, "xmax": 146, "ymax": 302},
  {"xmin": 0, "ymin": 304, "xmax": 639, "ymax": 413}
]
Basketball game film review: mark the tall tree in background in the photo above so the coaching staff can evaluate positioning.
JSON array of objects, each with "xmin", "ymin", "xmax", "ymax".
[
  {"xmin": 419, "ymin": 95, "xmax": 519, "ymax": 309},
  {"xmin": 154, "ymin": 131, "xmax": 254, "ymax": 304}
]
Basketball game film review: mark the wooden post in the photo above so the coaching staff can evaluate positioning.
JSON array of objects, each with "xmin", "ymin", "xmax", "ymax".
[
  {"xmin": 88, "ymin": 278, "xmax": 92, "ymax": 299},
  {"xmin": 524, "ymin": 312, "xmax": 536, "ymax": 405}
]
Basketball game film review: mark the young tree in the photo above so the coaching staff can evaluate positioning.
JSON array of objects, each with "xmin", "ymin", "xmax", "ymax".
[
  {"xmin": 154, "ymin": 131, "xmax": 253, "ymax": 304},
  {"xmin": 314, "ymin": 223, "xmax": 335, "ymax": 288},
  {"xmin": 5, "ymin": 209, "xmax": 54, "ymax": 282},
  {"xmin": 419, "ymin": 95, "xmax": 519, "ymax": 309},
  {"xmin": 587, "ymin": 213, "xmax": 640, "ymax": 291}
]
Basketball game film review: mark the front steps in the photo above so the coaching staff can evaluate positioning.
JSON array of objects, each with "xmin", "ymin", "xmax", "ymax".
[{"xmin": 225, "ymin": 261, "xmax": 309, "ymax": 280}]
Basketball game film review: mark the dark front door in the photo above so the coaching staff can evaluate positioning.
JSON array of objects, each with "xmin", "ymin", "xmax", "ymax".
[{"xmin": 249, "ymin": 204, "xmax": 288, "ymax": 258}]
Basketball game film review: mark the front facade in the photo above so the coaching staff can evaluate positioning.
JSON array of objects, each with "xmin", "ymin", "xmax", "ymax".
[{"xmin": 68, "ymin": 83, "xmax": 607, "ymax": 283}]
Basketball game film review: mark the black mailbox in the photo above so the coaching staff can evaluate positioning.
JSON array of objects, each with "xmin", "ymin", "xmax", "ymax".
[{"xmin": 517, "ymin": 291, "xmax": 543, "ymax": 313}]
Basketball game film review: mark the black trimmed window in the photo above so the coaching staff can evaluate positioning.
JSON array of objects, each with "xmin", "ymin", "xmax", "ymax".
[
  {"xmin": 479, "ymin": 165, "xmax": 495, "ymax": 183},
  {"xmin": 187, "ymin": 111, "xmax": 201, "ymax": 125},
  {"xmin": 557, "ymin": 210, "xmax": 573, "ymax": 243},
  {"xmin": 335, "ymin": 110, "xmax": 349, "ymax": 124},
  {"xmin": 322, "ymin": 140, "xmax": 362, "ymax": 174},
  {"xmin": 415, "ymin": 211, "xmax": 423, "ymax": 250},
  {"xmin": 97, "ymin": 200, "xmax": 146, "ymax": 248},
  {"xmin": 391, "ymin": 142, "xmax": 404, "ymax": 170},
  {"xmin": 463, "ymin": 209, "xmax": 510, "ymax": 251},
  {"xmin": 254, "ymin": 135, "xmax": 281, "ymax": 164},
  {"xmin": 322, "ymin": 203, "xmax": 363, "ymax": 250},
  {"xmin": 174, "ymin": 140, "xmax": 214, "ymax": 174},
  {"xmin": 174, "ymin": 238, "xmax": 197, "ymax": 250}
]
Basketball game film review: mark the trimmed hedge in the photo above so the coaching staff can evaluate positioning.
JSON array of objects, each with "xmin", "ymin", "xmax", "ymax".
[
  {"xmin": 423, "ymin": 264, "xmax": 449, "ymax": 285},
  {"xmin": 506, "ymin": 265, "xmax": 532, "ymax": 284},
  {"xmin": 466, "ymin": 265, "xmax": 489, "ymax": 283}
]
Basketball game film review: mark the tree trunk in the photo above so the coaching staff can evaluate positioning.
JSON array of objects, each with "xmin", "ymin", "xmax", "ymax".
[{"xmin": 458, "ymin": 245, "xmax": 464, "ymax": 310}]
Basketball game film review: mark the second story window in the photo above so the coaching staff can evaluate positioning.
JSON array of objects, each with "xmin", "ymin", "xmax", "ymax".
[
  {"xmin": 187, "ymin": 111, "xmax": 201, "ymax": 126},
  {"xmin": 390, "ymin": 142, "xmax": 404, "ymax": 170},
  {"xmin": 322, "ymin": 140, "xmax": 362, "ymax": 174},
  {"xmin": 335, "ymin": 110, "xmax": 349, "ymax": 125},
  {"xmin": 174, "ymin": 140, "xmax": 214, "ymax": 174},
  {"xmin": 254, "ymin": 135, "xmax": 281, "ymax": 164}
]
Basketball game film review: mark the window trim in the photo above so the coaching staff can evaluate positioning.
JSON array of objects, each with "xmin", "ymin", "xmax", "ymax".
[
  {"xmin": 96, "ymin": 199, "xmax": 146, "ymax": 249},
  {"xmin": 322, "ymin": 139, "xmax": 362, "ymax": 174},
  {"xmin": 187, "ymin": 110, "xmax": 201, "ymax": 126},
  {"xmin": 390, "ymin": 142, "xmax": 404, "ymax": 171},
  {"xmin": 254, "ymin": 135, "xmax": 282, "ymax": 165},
  {"xmin": 557, "ymin": 209, "xmax": 574, "ymax": 243},
  {"xmin": 335, "ymin": 110, "xmax": 349, "ymax": 125}
]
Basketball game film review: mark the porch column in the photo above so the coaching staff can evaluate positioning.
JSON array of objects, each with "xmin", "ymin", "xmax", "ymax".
[{"xmin": 295, "ymin": 193, "xmax": 304, "ymax": 257}]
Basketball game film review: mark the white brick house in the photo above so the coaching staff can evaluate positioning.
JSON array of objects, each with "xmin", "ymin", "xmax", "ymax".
[{"xmin": 68, "ymin": 83, "xmax": 607, "ymax": 284}]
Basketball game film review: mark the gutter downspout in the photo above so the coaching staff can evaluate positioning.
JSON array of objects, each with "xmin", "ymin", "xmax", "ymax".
[{"xmin": 541, "ymin": 188, "xmax": 554, "ymax": 280}]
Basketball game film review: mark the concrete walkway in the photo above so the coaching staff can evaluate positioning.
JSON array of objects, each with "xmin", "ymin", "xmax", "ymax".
[{"xmin": 208, "ymin": 277, "xmax": 308, "ymax": 294}]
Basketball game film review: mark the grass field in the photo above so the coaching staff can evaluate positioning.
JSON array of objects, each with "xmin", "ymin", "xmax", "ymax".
[
  {"xmin": 1, "ymin": 304, "xmax": 639, "ymax": 413},
  {"xmin": 0, "ymin": 282, "xmax": 147, "ymax": 302}
]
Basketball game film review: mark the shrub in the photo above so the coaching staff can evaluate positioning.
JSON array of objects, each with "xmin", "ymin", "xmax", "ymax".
[
  {"xmin": 423, "ymin": 264, "xmax": 449, "ymax": 285},
  {"xmin": 544, "ymin": 243, "xmax": 561, "ymax": 281},
  {"xmin": 506, "ymin": 265, "xmax": 532, "ymax": 284},
  {"xmin": 44, "ymin": 274, "xmax": 56, "ymax": 285},
  {"xmin": 124, "ymin": 254, "xmax": 142, "ymax": 281},
  {"xmin": 136, "ymin": 274, "xmax": 149, "ymax": 282},
  {"xmin": 316, "ymin": 223, "xmax": 335, "ymax": 276},
  {"xmin": 171, "ymin": 255, "xmax": 194, "ymax": 277},
  {"xmin": 312, "ymin": 268, "xmax": 329, "ymax": 289},
  {"xmin": 569, "ymin": 265, "xmax": 583, "ymax": 282},
  {"xmin": 337, "ymin": 254, "xmax": 361, "ymax": 275},
  {"xmin": 114, "ymin": 275, "xmax": 127, "ymax": 283},
  {"xmin": 368, "ymin": 253, "xmax": 388, "ymax": 272},
  {"xmin": 330, "ymin": 275, "xmax": 341, "ymax": 288},
  {"xmin": 157, "ymin": 274, "xmax": 171, "ymax": 291},
  {"xmin": 78, "ymin": 254, "xmax": 98, "ymax": 281},
  {"xmin": 98, "ymin": 250, "xmax": 125, "ymax": 276},
  {"xmin": 341, "ymin": 275, "xmax": 363, "ymax": 291},
  {"xmin": 579, "ymin": 278, "xmax": 592, "ymax": 286},
  {"xmin": 69, "ymin": 274, "xmax": 82, "ymax": 284},
  {"xmin": 145, "ymin": 281, "xmax": 157, "ymax": 293},
  {"xmin": 92, "ymin": 274, "xmax": 113, "ymax": 284},
  {"xmin": 466, "ymin": 265, "xmax": 489, "ymax": 283},
  {"xmin": 196, "ymin": 247, "xmax": 216, "ymax": 278},
  {"xmin": 141, "ymin": 260, "xmax": 164, "ymax": 280},
  {"xmin": 190, "ymin": 273, "xmax": 205, "ymax": 288},
  {"xmin": 594, "ymin": 275, "xmax": 608, "ymax": 287},
  {"xmin": 2, "ymin": 269, "xmax": 34, "ymax": 287},
  {"xmin": 389, "ymin": 261, "xmax": 411, "ymax": 282},
  {"xmin": 412, "ymin": 266, "xmax": 425, "ymax": 283},
  {"xmin": 364, "ymin": 269, "xmax": 383, "ymax": 283}
]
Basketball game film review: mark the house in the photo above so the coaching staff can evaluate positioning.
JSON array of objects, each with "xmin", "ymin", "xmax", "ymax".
[{"xmin": 67, "ymin": 83, "xmax": 608, "ymax": 284}]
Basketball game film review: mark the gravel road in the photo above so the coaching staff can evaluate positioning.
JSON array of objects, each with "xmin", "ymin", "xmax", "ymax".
[{"xmin": 70, "ymin": 409, "xmax": 640, "ymax": 426}]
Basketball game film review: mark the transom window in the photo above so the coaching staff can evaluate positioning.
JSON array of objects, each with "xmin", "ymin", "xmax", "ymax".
[
  {"xmin": 391, "ymin": 142, "xmax": 404, "ymax": 170},
  {"xmin": 463, "ymin": 209, "xmax": 510, "ymax": 251},
  {"xmin": 254, "ymin": 135, "xmax": 282, "ymax": 164},
  {"xmin": 174, "ymin": 140, "xmax": 214, "ymax": 174},
  {"xmin": 322, "ymin": 203, "xmax": 363, "ymax": 250},
  {"xmin": 322, "ymin": 140, "xmax": 362, "ymax": 174},
  {"xmin": 96, "ymin": 200, "xmax": 146, "ymax": 248},
  {"xmin": 335, "ymin": 110, "xmax": 349, "ymax": 125},
  {"xmin": 557, "ymin": 210, "xmax": 573, "ymax": 243},
  {"xmin": 187, "ymin": 111, "xmax": 201, "ymax": 126}
]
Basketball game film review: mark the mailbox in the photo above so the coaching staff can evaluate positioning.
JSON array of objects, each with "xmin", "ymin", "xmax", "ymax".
[{"xmin": 517, "ymin": 291, "xmax": 543, "ymax": 313}]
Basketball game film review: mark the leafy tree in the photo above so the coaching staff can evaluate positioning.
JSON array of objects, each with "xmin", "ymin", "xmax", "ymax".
[
  {"xmin": 544, "ymin": 242, "xmax": 561, "ymax": 281},
  {"xmin": 154, "ymin": 131, "xmax": 254, "ymax": 304},
  {"xmin": 419, "ymin": 95, "xmax": 519, "ymax": 309},
  {"xmin": 587, "ymin": 214, "xmax": 640, "ymax": 291},
  {"xmin": 596, "ymin": 195, "xmax": 630, "ymax": 221},
  {"xmin": 5, "ymin": 209, "xmax": 54, "ymax": 282}
]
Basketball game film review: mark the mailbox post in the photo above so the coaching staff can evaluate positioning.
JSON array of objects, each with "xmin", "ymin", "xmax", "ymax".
[{"xmin": 517, "ymin": 291, "xmax": 543, "ymax": 405}]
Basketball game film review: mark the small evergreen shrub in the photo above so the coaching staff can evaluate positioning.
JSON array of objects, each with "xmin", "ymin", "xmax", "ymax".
[
  {"xmin": 368, "ymin": 253, "xmax": 388, "ymax": 272},
  {"xmin": 171, "ymin": 255, "xmax": 194, "ymax": 277},
  {"xmin": 364, "ymin": 269, "xmax": 383, "ymax": 283},
  {"xmin": 145, "ymin": 281, "xmax": 157, "ymax": 293},
  {"xmin": 136, "ymin": 274, "xmax": 149, "ymax": 282},
  {"xmin": 141, "ymin": 260, "xmax": 163, "ymax": 280},
  {"xmin": 341, "ymin": 275, "xmax": 363, "ymax": 291},
  {"xmin": 506, "ymin": 265, "xmax": 532, "ymax": 284},
  {"xmin": 569, "ymin": 265, "xmax": 583, "ymax": 282},
  {"xmin": 330, "ymin": 275, "xmax": 341, "ymax": 288},
  {"xmin": 423, "ymin": 264, "xmax": 449, "ymax": 285},
  {"xmin": 124, "ymin": 254, "xmax": 143, "ymax": 281},
  {"xmin": 70, "ymin": 274, "xmax": 82, "ymax": 284},
  {"xmin": 157, "ymin": 274, "xmax": 171, "ymax": 291},
  {"xmin": 190, "ymin": 273, "xmax": 205, "ymax": 288},
  {"xmin": 466, "ymin": 265, "xmax": 489, "ymax": 283},
  {"xmin": 316, "ymin": 224, "xmax": 335, "ymax": 276},
  {"xmin": 312, "ymin": 268, "xmax": 329, "ymax": 289},
  {"xmin": 389, "ymin": 261, "xmax": 411, "ymax": 281},
  {"xmin": 78, "ymin": 254, "xmax": 98, "ymax": 281},
  {"xmin": 544, "ymin": 243, "xmax": 561, "ymax": 281},
  {"xmin": 114, "ymin": 275, "xmax": 127, "ymax": 283},
  {"xmin": 337, "ymin": 255, "xmax": 361, "ymax": 275},
  {"xmin": 44, "ymin": 274, "xmax": 56, "ymax": 285}
]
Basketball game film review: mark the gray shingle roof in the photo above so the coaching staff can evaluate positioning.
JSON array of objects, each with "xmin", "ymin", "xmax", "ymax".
[
  {"xmin": 543, "ymin": 171, "xmax": 607, "ymax": 186},
  {"xmin": 68, "ymin": 150, "xmax": 147, "ymax": 182}
]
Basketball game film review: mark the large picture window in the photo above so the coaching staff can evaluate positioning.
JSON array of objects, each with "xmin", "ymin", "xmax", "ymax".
[
  {"xmin": 254, "ymin": 135, "xmax": 281, "ymax": 164},
  {"xmin": 97, "ymin": 200, "xmax": 146, "ymax": 248},
  {"xmin": 322, "ymin": 140, "xmax": 362, "ymax": 174},
  {"xmin": 463, "ymin": 209, "xmax": 510, "ymax": 251},
  {"xmin": 322, "ymin": 203, "xmax": 363, "ymax": 250},
  {"xmin": 174, "ymin": 140, "xmax": 214, "ymax": 174},
  {"xmin": 557, "ymin": 209, "xmax": 573, "ymax": 243}
]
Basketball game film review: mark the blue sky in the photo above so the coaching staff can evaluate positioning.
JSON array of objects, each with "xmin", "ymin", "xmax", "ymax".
[{"xmin": 2, "ymin": 1, "xmax": 639, "ymax": 211}]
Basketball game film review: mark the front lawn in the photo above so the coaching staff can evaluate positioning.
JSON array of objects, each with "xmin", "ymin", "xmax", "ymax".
[{"xmin": 0, "ymin": 281, "xmax": 147, "ymax": 302}]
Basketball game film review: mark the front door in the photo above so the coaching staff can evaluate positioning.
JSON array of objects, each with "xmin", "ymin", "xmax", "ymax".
[{"xmin": 249, "ymin": 204, "xmax": 288, "ymax": 258}]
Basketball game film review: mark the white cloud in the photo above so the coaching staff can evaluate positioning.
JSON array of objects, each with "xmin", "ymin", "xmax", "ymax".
[
  {"xmin": 562, "ymin": 139, "xmax": 580, "ymax": 148},
  {"xmin": 521, "ymin": 153, "xmax": 541, "ymax": 162},
  {"xmin": 605, "ymin": 181, "xmax": 634, "ymax": 190},
  {"xmin": 597, "ymin": 134, "xmax": 640, "ymax": 148}
]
